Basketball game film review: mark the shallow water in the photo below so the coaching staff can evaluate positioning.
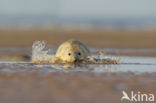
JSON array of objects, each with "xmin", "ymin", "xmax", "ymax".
[
  {"xmin": 0, "ymin": 54, "xmax": 156, "ymax": 73},
  {"xmin": 0, "ymin": 47, "xmax": 156, "ymax": 103},
  {"xmin": 0, "ymin": 47, "xmax": 156, "ymax": 73}
]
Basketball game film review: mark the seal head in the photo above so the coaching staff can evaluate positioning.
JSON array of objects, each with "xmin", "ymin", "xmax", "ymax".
[{"xmin": 56, "ymin": 40, "xmax": 90, "ymax": 63}]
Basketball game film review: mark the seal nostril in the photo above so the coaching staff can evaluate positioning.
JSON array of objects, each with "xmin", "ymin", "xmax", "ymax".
[{"xmin": 74, "ymin": 59, "xmax": 79, "ymax": 63}]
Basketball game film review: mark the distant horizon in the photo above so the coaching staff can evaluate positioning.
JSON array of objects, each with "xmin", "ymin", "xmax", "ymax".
[
  {"xmin": 0, "ymin": 0, "xmax": 156, "ymax": 29},
  {"xmin": 0, "ymin": 15, "xmax": 156, "ymax": 30},
  {"xmin": 0, "ymin": 0, "xmax": 156, "ymax": 17}
]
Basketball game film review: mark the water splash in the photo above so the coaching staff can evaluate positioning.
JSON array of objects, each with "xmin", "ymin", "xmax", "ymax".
[
  {"xmin": 32, "ymin": 41, "xmax": 56, "ymax": 64},
  {"xmin": 31, "ymin": 41, "xmax": 120, "ymax": 65}
]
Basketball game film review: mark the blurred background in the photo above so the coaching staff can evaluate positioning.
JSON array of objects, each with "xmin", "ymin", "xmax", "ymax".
[
  {"xmin": 0, "ymin": 0, "xmax": 156, "ymax": 29},
  {"xmin": 0, "ymin": 1, "xmax": 156, "ymax": 103},
  {"xmin": 0, "ymin": 0, "xmax": 156, "ymax": 49}
]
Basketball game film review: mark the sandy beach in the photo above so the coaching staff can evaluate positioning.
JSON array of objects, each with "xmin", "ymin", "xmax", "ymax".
[
  {"xmin": 0, "ymin": 29, "xmax": 155, "ymax": 103},
  {"xmin": 0, "ymin": 72, "xmax": 155, "ymax": 103},
  {"xmin": 0, "ymin": 29, "xmax": 156, "ymax": 56},
  {"xmin": 0, "ymin": 29, "xmax": 156, "ymax": 48},
  {"xmin": 0, "ymin": 0, "xmax": 156, "ymax": 103}
]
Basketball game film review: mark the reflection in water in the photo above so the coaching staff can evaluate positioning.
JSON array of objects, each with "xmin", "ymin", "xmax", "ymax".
[
  {"xmin": 91, "ymin": 64, "xmax": 121, "ymax": 73},
  {"xmin": 0, "ymin": 47, "xmax": 156, "ymax": 73},
  {"xmin": 0, "ymin": 57, "xmax": 155, "ymax": 73}
]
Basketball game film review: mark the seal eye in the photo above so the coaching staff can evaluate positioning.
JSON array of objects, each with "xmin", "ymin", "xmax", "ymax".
[
  {"xmin": 78, "ymin": 52, "xmax": 81, "ymax": 56},
  {"xmin": 68, "ymin": 53, "xmax": 71, "ymax": 56}
]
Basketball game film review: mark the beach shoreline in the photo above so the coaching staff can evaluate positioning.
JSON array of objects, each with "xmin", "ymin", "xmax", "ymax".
[{"xmin": 0, "ymin": 29, "xmax": 156, "ymax": 56}]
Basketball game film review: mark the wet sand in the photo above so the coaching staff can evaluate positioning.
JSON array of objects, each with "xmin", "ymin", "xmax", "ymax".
[
  {"xmin": 0, "ymin": 29, "xmax": 156, "ymax": 48},
  {"xmin": 1, "ymin": 29, "xmax": 156, "ymax": 56},
  {"xmin": 0, "ymin": 72, "xmax": 155, "ymax": 103},
  {"xmin": 0, "ymin": 29, "xmax": 156, "ymax": 103}
]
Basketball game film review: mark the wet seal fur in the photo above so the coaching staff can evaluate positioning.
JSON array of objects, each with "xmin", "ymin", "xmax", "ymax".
[
  {"xmin": 32, "ymin": 40, "xmax": 120, "ymax": 64},
  {"xmin": 56, "ymin": 40, "xmax": 91, "ymax": 63}
]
